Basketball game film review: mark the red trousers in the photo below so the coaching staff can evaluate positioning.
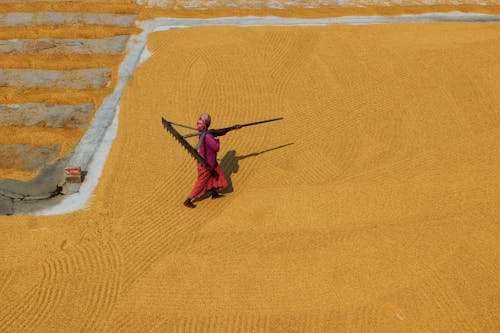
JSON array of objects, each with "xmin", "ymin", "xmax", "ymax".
[{"xmin": 188, "ymin": 164, "xmax": 228, "ymax": 200}]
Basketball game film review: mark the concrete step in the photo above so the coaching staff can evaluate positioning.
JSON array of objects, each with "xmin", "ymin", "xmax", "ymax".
[
  {"xmin": 0, "ymin": 25, "xmax": 139, "ymax": 39},
  {"xmin": 0, "ymin": 126, "xmax": 83, "ymax": 181},
  {"xmin": 0, "ymin": 2, "xmax": 140, "ymax": 15},
  {"xmin": 0, "ymin": 102, "xmax": 93, "ymax": 127},
  {"xmin": 0, "ymin": 195, "xmax": 13, "ymax": 215},
  {"xmin": 0, "ymin": 12, "xmax": 138, "ymax": 27},
  {"xmin": 0, "ymin": 152, "xmax": 69, "ymax": 206},
  {"xmin": 0, "ymin": 68, "xmax": 111, "ymax": 89},
  {"xmin": 0, "ymin": 54, "xmax": 121, "ymax": 70},
  {"xmin": 0, "ymin": 35, "xmax": 129, "ymax": 55},
  {"xmin": 0, "ymin": 144, "xmax": 61, "ymax": 170}
]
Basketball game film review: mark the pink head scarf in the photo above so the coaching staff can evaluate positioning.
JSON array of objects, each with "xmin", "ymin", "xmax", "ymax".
[{"xmin": 196, "ymin": 113, "xmax": 211, "ymax": 132}]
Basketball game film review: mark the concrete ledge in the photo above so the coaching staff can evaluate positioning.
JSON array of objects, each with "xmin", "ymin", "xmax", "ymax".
[
  {"xmin": 0, "ymin": 144, "xmax": 61, "ymax": 170},
  {"xmin": 0, "ymin": 103, "xmax": 93, "ymax": 127},
  {"xmin": 0, "ymin": 12, "xmax": 138, "ymax": 27},
  {"xmin": 0, "ymin": 195, "xmax": 13, "ymax": 215},
  {"xmin": 135, "ymin": 0, "xmax": 500, "ymax": 9},
  {"xmin": 0, "ymin": 68, "xmax": 111, "ymax": 89},
  {"xmin": 0, "ymin": 154, "xmax": 69, "ymax": 214},
  {"xmin": 0, "ymin": 36, "xmax": 129, "ymax": 55}
]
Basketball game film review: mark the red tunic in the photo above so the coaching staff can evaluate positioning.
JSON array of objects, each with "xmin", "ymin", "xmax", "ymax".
[{"xmin": 188, "ymin": 132, "xmax": 228, "ymax": 200}]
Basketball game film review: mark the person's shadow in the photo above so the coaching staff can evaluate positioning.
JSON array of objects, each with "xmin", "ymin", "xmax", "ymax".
[{"xmin": 219, "ymin": 142, "xmax": 294, "ymax": 194}]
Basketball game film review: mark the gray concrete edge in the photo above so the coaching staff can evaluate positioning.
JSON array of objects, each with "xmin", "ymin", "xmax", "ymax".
[{"xmin": 0, "ymin": 12, "xmax": 138, "ymax": 27}]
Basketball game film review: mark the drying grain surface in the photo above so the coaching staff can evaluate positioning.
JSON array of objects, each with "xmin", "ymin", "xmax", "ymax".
[
  {"xmin": 2, "ymin": 1, "xmax": 500, "ymax": 183},
  {"xmin": 1, "ymin": 23, "xmax": 499, "ymax": 331}
]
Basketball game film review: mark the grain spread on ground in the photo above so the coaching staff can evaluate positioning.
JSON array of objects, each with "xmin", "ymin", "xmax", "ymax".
[{"xmin": 0, "ymin": 22, "xmax": 499, "ymax": 331}]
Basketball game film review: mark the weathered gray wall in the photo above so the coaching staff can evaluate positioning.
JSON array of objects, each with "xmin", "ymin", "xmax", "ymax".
[
  {"xmin": 134, "ymin": 0, "xmax": 500, "ymax": 9},
  {"xmin": 0, "ymin": 36, "xmax": 128, "ymax": 55},
  {"xmin": 0, "ymin": 69, "xmax": 111, "ymax": 89},
  {"xmin": 0, "ymin": 103, "xmax": 93, "ymax": 127},
  {"xmin": 0, "ymin": 12, "xmax": 137, "ymax": 27},
  {"xmin": 0, "ymin": 144, "xmax": 61, "ymax": 170}
]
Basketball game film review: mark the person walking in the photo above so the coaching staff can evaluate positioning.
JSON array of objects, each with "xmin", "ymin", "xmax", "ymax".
[{"xmin": 183, "ymin": 114, "xmax": 240, "ymax": 208}]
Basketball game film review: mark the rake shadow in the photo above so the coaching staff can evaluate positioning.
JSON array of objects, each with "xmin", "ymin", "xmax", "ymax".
[
  {"xmin": 220, "ymin": 142, "xmax": 295, "ymax": 194},
  {"xmin": 191, "ymin": 142, "xmax": 294, "ymax": 203}
]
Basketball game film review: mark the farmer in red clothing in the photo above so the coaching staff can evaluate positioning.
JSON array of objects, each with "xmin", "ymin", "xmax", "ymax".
[{"xmin": 184, "ymin": 114, "xmax": 240, "ymax": 208}]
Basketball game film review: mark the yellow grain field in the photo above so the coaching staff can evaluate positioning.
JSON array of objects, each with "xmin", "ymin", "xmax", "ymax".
[{"xmin": 1, "ymin": 22, "xmax": 499, "ymax": 332}]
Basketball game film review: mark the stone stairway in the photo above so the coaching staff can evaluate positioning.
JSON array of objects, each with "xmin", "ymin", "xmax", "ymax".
[{"xmin": 0, "ymin": 1, "xmax": 140, "ymax": 214}]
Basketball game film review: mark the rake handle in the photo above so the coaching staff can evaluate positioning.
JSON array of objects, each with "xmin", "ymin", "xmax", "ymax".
[{"xmin": 183, "ymin": 117, "xmax": 283, "ymax": 138}]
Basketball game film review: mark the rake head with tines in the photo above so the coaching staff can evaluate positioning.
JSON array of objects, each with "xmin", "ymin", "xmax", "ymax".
[{"xmin": 161, "ymin": 117, "xmax": 207, "ymax": 168}]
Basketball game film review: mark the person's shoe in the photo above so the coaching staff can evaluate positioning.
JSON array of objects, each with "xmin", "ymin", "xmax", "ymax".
[
  {"xmin": 183, "ymin": 198, "xmax": 196, "ymax": 208},
  {"xmin": 211, "ymin": 190, "xmax": 224, "ymax": 199}
]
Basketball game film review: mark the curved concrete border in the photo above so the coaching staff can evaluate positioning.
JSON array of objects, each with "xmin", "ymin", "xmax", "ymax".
[
  {"xmin": 6, "ymin": 11, "xmax": 500, "ymax": 215},
  {"xmin": 150, "ymin": 12, "xmax": 500, "ymax": 30}
]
